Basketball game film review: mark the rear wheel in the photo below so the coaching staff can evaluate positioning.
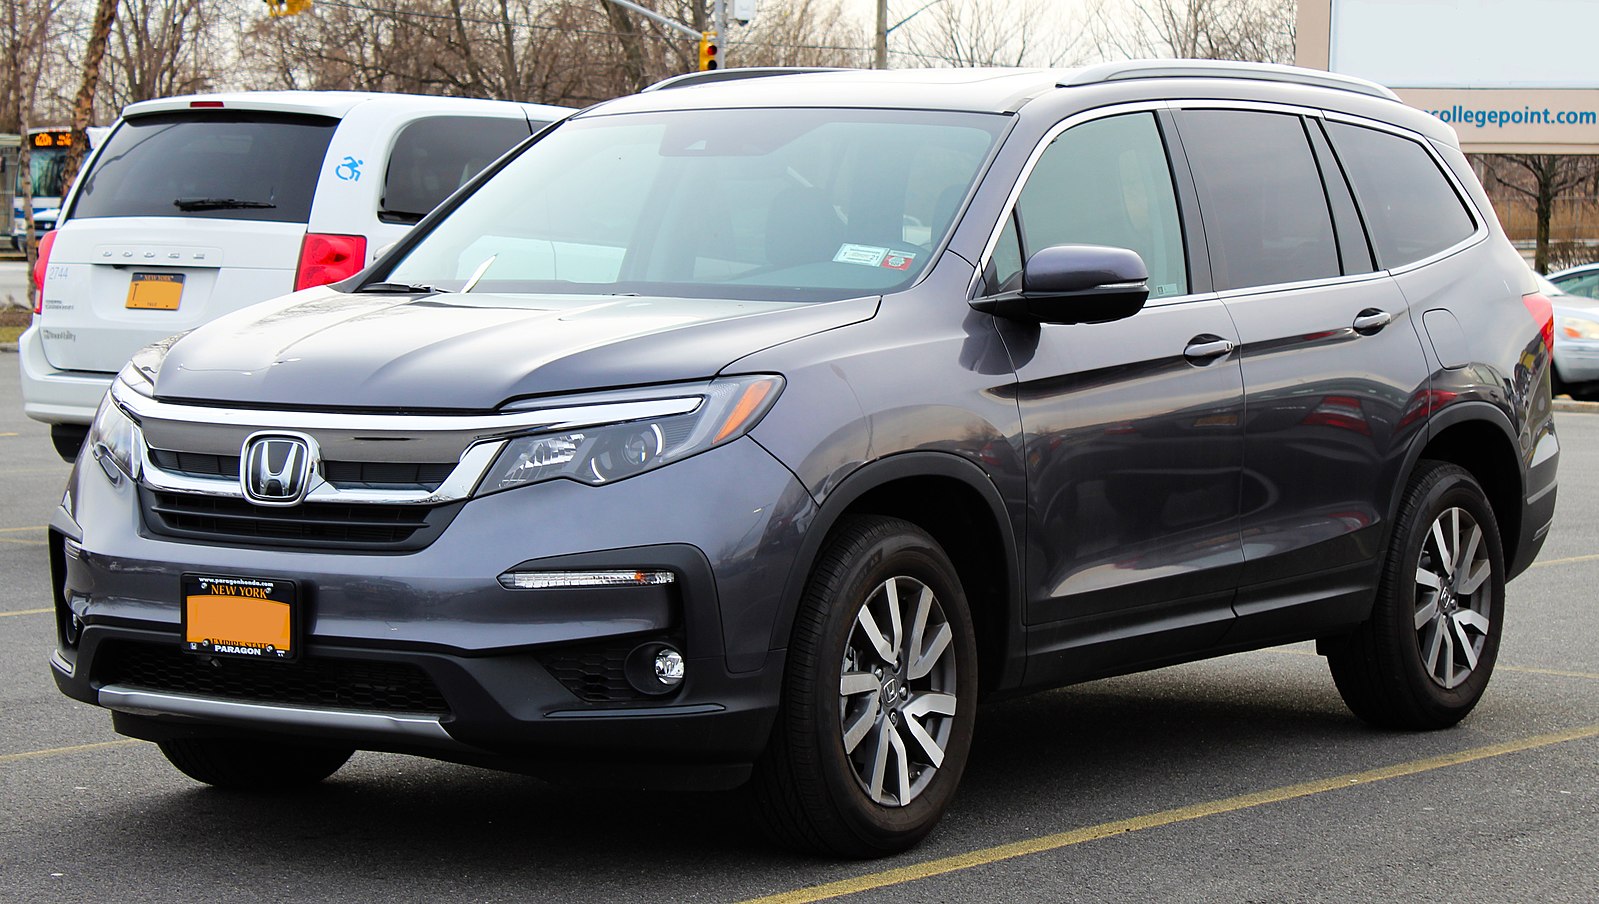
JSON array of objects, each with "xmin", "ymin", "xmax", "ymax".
[
  {"xmin": 750, "ymin": 516, "xmax": 977, "ymax": 857},
  {"xmin": 157, "ymin": 738, "xmax": 354, "ymax": 789},
  {"xmin": 1327, "ymin": 460, "xmax": 1505, "ymax": 729}
]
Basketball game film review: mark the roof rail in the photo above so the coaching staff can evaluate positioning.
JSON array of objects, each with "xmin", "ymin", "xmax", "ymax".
[
  {"xmin": 1061, "ymin": 60, "xmax": 1400, "ymax": 102},
  {"xmin": 644, "ymin": 67, "xmax": 853, "ymax": 92}
]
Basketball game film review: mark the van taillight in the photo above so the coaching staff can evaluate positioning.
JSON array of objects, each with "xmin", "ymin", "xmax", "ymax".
[
  {"xmin": 294, "ymin": 233, "xmax": 367, "ymax": 291},
  {"xmin": 1523, "ymin": 291, "xmax": 1555, "ymax": 354},
  {"xmin": 32, "ymin": 230, "xmax": 57, "ymax": 315}
]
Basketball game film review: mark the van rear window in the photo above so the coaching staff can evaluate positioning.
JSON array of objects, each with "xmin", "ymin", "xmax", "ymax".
[{"xmin": 70, "ymin": 112, "xmax": 338, "ymax": 223}]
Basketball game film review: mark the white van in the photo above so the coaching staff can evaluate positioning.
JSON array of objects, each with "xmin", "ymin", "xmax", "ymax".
[{"xmin": 19, "ymin": 91, "xmax": 571, "ymax": 458}]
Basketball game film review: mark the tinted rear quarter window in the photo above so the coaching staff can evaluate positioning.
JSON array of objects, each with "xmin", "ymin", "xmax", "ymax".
[
  {"xmin": 71, "ymin": 112, "xmax": 338, "ymax": 223},
  {"xmin": 1324, "ymin": 120, "xmax": 1477, "ymax": 268},
  {"xmin": 1176, "ymin": 109, "xmax": 1340, "ymax": 291},
  {"xmin": 380, "ymin": 115, "xmax": 533, "ymax": 224}
]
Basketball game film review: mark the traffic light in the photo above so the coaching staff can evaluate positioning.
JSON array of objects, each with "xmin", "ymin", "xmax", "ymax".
[
  {"xmin": 698, "ymin": 31, "xmax": 719, "ymax": 71},
  {"xmin": 264, "ymin": 0, "xmax": 312, "ymax": 17}
]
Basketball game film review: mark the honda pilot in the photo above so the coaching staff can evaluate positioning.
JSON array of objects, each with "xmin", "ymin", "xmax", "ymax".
[{"xmin": 48, "ymin": 63, "xmax": 1558, "ymax": 857}]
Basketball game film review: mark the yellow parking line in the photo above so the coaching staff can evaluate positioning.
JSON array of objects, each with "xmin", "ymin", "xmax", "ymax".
[
  {"xmin": 1531, "ymin": 553, "xmax": 1599, "ymax": 568},
  {"xmin": 0, "ymin": 432, "xmax": 17, "ymax": 437},
  {"xmin": 0, "ymin": 537, "xmax": 46, "ymax": 546},
  {"xmin": 0, "ymin": 526, "xmax": 47, "ymax": 532},
  {"xmin": 0, "ymin": 739, "xmax": 139, "ymax": 765},
  {"xmin": 1258, "ymin": 646, "xmax": 1599, "ymax": 680},
  {"xmin": 741, "ymin": 724, "xmax": 1599, "ymax": 904},
  {"xmin": 0, "ymin": 608, "xmax": 51, "ymax": 617}
]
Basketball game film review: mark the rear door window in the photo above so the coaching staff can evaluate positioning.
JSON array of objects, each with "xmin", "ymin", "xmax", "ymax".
[
  {"xmin": 1324, "ymin": 120, "xmax": 1477, "ymax": 268},
  {"xmin": 379, "ymin": 116, "xmax": 533, "ymax": 224},
  {"xmin": 1175, "ymin": 110, "xmax": 1340, "ymax": 291},
  {"xmin": 70, "ymin": 112, "xmax": 338, "ymax": 223}
]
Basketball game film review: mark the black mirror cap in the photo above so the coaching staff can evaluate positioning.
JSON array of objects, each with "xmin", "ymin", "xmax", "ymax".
[{"xmin": 973, "ymin": 244, "xmax": 1151, "ymax": 324}]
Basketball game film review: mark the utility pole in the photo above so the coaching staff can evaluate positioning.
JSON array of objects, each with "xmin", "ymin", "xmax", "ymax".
[
  {"xmin": 714, "ymin": 0, "xmax": 728, "ymax": 66},
  {"xmin": 875, "ymin": 0, "xmax": 889, "ymax": 69}
]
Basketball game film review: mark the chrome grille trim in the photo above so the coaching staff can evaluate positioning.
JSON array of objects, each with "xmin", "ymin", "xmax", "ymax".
[{"xmin": 137, "ymin": 436, "xmax": 506, "ymax": 505}]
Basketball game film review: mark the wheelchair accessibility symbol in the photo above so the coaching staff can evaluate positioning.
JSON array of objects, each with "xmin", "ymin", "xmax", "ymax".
[{"xmin": 334, "ymin": 156, "xmax": 363, "ymax": 182}]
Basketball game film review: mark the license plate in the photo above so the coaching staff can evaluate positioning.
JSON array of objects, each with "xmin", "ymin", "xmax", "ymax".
[
  {"xmin": 182, "ymin": 574, "xmax": 296, "ymax": 660},
  {"xmin": 126, "ymin": 272, "xmax": 185, "ymax": 310}
]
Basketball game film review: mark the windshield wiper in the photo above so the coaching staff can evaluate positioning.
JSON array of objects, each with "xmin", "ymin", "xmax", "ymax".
[
  {"xmin": 173, "ymin": 197, "xmax": 277, "ymax": 211},
  {"xmin": 359, "ymin": 281, "xmax": 441, "ymax": 295}
]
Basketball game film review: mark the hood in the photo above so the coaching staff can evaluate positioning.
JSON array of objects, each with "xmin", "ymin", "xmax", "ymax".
[{"xmin": 153, "ymin": 289, "xmax": 878, "ymax": 410}]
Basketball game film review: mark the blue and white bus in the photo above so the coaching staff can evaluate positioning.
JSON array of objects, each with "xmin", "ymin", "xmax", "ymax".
[{"xmin": 11, "ymin": 126, "xmax": 94, "ymax": 250}]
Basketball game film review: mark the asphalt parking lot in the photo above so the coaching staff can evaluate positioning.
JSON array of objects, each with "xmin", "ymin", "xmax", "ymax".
[{"xmin": 2, "ymin": 356, "xmax": 1596, "ymax": 903}]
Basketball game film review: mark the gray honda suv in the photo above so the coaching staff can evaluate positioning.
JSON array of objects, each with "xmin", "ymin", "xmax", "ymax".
[{"xmin": 49, "ymin": 62, "xmax": 1559, "ymax": 857}]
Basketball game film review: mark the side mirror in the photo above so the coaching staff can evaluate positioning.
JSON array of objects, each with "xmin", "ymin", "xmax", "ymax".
[{"xmin": 974, "ymin": 244, "xmax": 1150, "ymax": 324}]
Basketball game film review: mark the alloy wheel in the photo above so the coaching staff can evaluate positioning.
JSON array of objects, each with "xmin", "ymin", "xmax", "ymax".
[
  {"xmin": 1414, "ymin": 506, "xmax": 1494, "ymax": 689},
  {"xmin": 838, "ymin": 575, "xmax": 958, "ymax": 806}
]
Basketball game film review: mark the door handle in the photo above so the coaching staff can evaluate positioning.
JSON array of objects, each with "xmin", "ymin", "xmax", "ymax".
[
  {"xmin": 1184, "ymin": 335, "xmax": 1236, "ymax": 363},
  {"xmin": 1353, "ymin": 309, "xmax": 1392, "ymax": 335}
]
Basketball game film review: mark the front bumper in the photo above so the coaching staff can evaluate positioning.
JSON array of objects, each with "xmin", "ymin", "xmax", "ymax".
[
  {"xmin": 17, "ymin": 323, "xmax": 113, "ymax": 426},
  {"xmin": 49, "ymin": 436, "xmax": 815, "ymax": 786}
]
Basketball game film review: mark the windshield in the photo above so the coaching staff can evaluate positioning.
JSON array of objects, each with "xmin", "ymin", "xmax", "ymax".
[
  {"xmin": 385, "ymin": 108, "xmax": 1006, "ymax": 302},
  {"xmin": 19, "ymin": 146, "xmax": 68, "ymax": 198}
]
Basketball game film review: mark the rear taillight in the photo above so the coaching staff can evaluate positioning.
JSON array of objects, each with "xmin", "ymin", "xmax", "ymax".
[
  {"xmin": 31, "ymin": 229, "xmax": 57, "ymax": 315},
  {"xmin": 1524, "ymin": 291, "xmax": 1555, "ymax": 354},
  {"xmin": 294, "ymin": 233, "xmax": 367, "ymax": 291}
]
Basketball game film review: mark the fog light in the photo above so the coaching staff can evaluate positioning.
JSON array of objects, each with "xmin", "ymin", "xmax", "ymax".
[
  {"xmin": 654, "ymin": 648, "xmax": 685, "ymax": 686},
  {"xmin": 623, "ymin": 642, "xmax": 686, "ymax": 696},
  {"xmin": 498, "ymin": 569, "xmax": 675, "ymax": 590}
]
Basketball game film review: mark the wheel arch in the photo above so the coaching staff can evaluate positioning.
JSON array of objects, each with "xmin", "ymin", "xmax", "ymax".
[
  {"xmin": 1402, "ymin": 401, "xmax": 1527, "ymax": 574},
  {"xmin": 767, "ymin": 452, "xmax": 1025, "ymax": 697}
]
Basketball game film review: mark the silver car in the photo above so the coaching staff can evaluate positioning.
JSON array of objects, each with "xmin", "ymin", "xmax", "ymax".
[{"xmin": 1539, "ymin": 272, "xmax": 1599, "ymax": 398}]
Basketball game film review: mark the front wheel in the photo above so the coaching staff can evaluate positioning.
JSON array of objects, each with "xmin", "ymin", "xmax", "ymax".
[
  {"xmin": 1327, "ymin": 460, "xmax": 1506, "ymax": 729},
  {"xmin": 750, "ymin": 516, "xmax": 978, "ymax": 857}
]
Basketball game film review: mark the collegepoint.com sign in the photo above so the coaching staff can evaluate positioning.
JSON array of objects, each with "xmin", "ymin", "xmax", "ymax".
[{"xmin": 1298, "ymin": 0, "xmax": 1599, "ymax": 154}]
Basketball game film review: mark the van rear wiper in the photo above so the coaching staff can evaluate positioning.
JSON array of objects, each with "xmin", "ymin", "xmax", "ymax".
[
  {"xmin": 359, "ymin": 281, "xmax": 441, "ymax": 295},
  {"xmin": 173, "ymin": 197, "xmax": 277, "ymax": 211}
]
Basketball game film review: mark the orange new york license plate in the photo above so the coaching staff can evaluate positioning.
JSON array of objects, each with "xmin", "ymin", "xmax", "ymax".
[
  {"xmin": 182, "ymin": 574, "xmax": 296, "ymax": 660},
  {"xmin": 125, "ymin": 272, "xmax": 184, "ymax": 310}
]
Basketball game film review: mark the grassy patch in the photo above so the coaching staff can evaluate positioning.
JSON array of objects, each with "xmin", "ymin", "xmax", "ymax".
[{"xmin": 0, "ymin": 307, "xmax": 31, "ymax": 344}]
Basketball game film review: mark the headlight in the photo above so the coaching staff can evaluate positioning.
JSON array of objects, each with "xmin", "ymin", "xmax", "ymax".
[
  {"xmin": 1559, "ymin": 315, "xmax": 1599, "ymax": 340},
  {"xmin": 482, "ymin": 374, "xmax": 783, "ymax": 493},
  {"xmin": 87, "ymin": 393, "xmax": 140, "ymax": 482}
]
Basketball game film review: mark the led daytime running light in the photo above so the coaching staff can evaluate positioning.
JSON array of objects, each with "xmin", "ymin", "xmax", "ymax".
[{"xmin": 498, "ymin": 569, "xmax": 676, "ymax": 590}]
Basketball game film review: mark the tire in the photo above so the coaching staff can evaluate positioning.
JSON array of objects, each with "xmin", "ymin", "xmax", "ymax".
[
  {"xmin": 157, "ymin": 738, "xmax": 354, "ymax": 789},
  {"xmin": 1327, "ymin": 460, "xmax": 1506, "ymax": 730},
  {"xmin": 750, "ymin": 516, "xmax": 978, "ymax": 857}
]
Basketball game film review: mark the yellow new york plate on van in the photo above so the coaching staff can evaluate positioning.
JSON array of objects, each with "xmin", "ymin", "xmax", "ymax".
[{"xmin": 126, "ymin": 272, "xmax": 184, "ymax": 310}]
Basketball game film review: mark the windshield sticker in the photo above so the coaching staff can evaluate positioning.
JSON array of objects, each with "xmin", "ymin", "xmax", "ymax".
[
  {"xmin": 881, "ymin": 251, "xmax": 916, "ymax": 271},
  {"xmin": 834, "ymin": 244, "xmax": 889, "ymax": 267}
]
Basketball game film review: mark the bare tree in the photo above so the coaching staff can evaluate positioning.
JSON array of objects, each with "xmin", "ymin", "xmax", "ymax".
[
  {"xmin": 1481, "ymin": 154, "xmax": 1599, "ymax": 274},
  {"xmin": 731, "ymin": 0, "xmax": 863, "ymax": 68},
  {"xmin": 1091, "ymin": 0, "xmax": 1295, "ymax": 63},
  {"xmin": 100, "ymin": 0, "xmax": 214, "ymax": 109},
  {"xmin": 60, "ymin": 0, "xmax": 118, "ymax": 194},
  {"xmin": 1, "ymin": 0, "xmax": 70, "ymax": 133},
  {"xmin": 896, "ymin": 0, "xmax": 1078, "ymax": 68}
]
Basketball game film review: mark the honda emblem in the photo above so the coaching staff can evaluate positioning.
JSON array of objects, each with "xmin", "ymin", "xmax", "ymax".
[{"xmin": 241, "ymin": 432, "xmax": 315, "ymax": 506}]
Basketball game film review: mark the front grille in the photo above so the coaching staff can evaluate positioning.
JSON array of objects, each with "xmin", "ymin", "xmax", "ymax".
[
  {"xmin": 140, "ymin": 488, "xmax": 462, "ymax": 551},
  {"xmin": 96, "ymin": 641, "xmax": 450, "ymax": 714},
  {"xmin": 149, "ymin": 449, "xmax": 455, "ymax": 492}
]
